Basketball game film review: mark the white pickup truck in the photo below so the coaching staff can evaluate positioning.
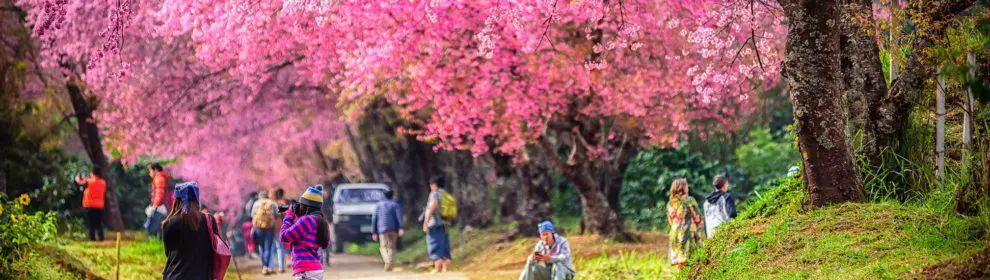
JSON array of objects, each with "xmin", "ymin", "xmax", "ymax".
[{"xmin": 330, "ymin": 183, "xmax": 389, "ymax": 253}]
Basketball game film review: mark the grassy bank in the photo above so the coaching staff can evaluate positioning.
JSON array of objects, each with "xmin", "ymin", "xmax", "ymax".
[{"xmin": 689, "ymin": 177, "xmax": 989, "ymax": 279}]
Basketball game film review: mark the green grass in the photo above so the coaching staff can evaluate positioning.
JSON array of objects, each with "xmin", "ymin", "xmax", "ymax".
[
  {"xmin": 57, "ymin": 234, "xmax": 167, "ymax": 280},
  {"xmin": 581, "ymin": 252, "xmax": 675, "ymax": 279},
  {"xmin": 690, "ymin": 201, "xmax": 987, "ymax": 279}
]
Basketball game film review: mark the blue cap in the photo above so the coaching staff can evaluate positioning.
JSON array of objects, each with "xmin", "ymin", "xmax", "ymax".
[
  {"xmin": 173, "ymin": 181, "xmax": 200, "ymax": 212},
  {"xmin": 538, "ymin": 221, "xmax": 555, "ymax": 234}
]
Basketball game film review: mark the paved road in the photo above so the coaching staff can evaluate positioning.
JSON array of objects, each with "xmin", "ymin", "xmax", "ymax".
[{"xmin": 235, "ymin": 254, "xmax": 467, "ymax": 280}]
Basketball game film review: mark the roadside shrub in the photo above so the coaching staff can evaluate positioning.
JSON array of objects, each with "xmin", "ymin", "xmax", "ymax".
[
  {"xmin": 620, "ymin": 146, "xmax": 727, "ymax": 230},
  {"xmin": 0, "ymin": 193, "xmax": 60, "ymax": 275}
]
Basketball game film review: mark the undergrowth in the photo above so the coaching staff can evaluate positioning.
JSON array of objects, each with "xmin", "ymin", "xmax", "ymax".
[{"xmin": 690, "ymin": 176, "xmax": 988, "ymax": 279}]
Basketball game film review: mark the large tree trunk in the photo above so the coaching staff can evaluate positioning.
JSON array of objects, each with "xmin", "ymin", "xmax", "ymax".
[
  {"xmin": 513, "ymin": 156, "xmax": 554, "ymax": 237},
  {"xmin": 350, "ymin": 101, "xmax": 443, "ymax": 226},
  {"xmin": 66, "ymin": 78, "xmax": 125, "ymax": 231},
  {"xmin": 839, "ymin": 0, "xmax": 888, "ymax": 158},
  {"xmin": 535, "ymin": 137, "xmax": 623, "ymax": 237},
  {"xmin": 779, "ymin": 0, "xmax": 864, "ymax": 207},
  {"xmin": 446, "ymin": 151, "xmax": 493, "ymax": 228},
  {"xmin": 491, "ymin": 155, "xmax": 521, "ymax": 225}
]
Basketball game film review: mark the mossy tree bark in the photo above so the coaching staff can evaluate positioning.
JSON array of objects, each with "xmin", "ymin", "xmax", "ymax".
[{"xmin": 778, "ymin": 0, "xmax": 864, "ymax": 207}]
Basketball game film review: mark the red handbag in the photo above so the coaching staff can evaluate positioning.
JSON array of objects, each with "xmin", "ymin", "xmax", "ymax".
[{"xmin": 204, "ymin": 213, "xmax": 232, "ymax": 280}]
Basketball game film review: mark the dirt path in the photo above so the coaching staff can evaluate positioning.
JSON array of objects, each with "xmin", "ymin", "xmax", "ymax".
[{"xmin": 235, "ymin": 254, "xmax": 468, "ymax": 280}]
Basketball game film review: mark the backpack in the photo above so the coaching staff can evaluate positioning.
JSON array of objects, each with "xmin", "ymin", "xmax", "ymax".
[
  {"xmin": 203, "ymin": 213, "xmax": 231, "ymax": 280},
  {"xmin": 704, "ymin": 194, "xmax": 730, "ymax": 238},
  {"xmin": 252, "ymin": 199, "xmax": 277, "ymax": 229},
  {"xmin": 440, "ymin": 190, "xmax": 457, "ymax": 221}
]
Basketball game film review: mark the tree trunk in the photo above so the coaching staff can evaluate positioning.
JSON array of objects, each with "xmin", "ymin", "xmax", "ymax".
[
  {"xmin": 963, "ymin": 53, "xmax": 976, "ymax": 159},
  {"xmin": 839, "ymin": 0, "xmax": 888, "ymax": 158},
  {"xmin": 779, "ymin": 0, "xmax": 863, "ymax": 207},
  {"xmin": 66, "ymin": 78, "xmax": 125, "ymax": 231},
  {"xmin": 447, "ymin": 151, "xmax": 493, "ymax": 228},
  {"xmin": 935, "ymin": 70, "xmax": 946, "ymax": 181},
  {"xmin": 513, "ymin": 156, "xmax": 554, "ymax": 237},
  {"xmin": 535, "ymin": 137, "xmax": 623, "ymax": 237},
  {"xmin": 871, "ymin": 0, "xmax": 976, "ymax": 150},
  {"xmin": 491, "ymin": 155, "xmax": 521, "ymax": 225}
]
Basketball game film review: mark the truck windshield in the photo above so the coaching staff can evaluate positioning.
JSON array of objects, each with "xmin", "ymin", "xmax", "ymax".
[{"xmin": 335, "ymin": 189, "xmax": 386, "ymax": 204}]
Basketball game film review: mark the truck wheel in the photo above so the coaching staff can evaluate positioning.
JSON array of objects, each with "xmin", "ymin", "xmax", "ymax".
[{"xmin": 333, "ymin": 238, "xmax": 345, "ymax": 253}]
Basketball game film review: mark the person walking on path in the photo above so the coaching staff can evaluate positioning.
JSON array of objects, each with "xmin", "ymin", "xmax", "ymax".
[
  {"xmin": 252, "ymin": 190, "xmax": 279, "ymax": 275},
  {"xmin": 704, "ymin": 175, "xmax": 737, "ymax": 238},
  {"xmin": 162, "ymin": 181, "xmax": 217, "ymax": 280},
  {"xmin": 666, "ymin": 178, "xmax": 705, "ymax": 267},
  {"xmin": 421, "ymin": 176, "xmax": 452, "ymax": 273},
  {"xmin": 517, "ymin": 221, "xmax": 575, "ymax": 280},
  {"xmin": 319, "ymin": 184, "xmax": 333, "ymax": 267},
  {"xmin": 73, "ymin": 167, "xmax": 107, "ymax": 241},
  {"xmin": 273, "ymin": 188, "xmax": 292, "ymax": 273},
  {"xmin": 371, "ymin": 189, "xmax": 404, "ymax": 271},
  {"xmin": 146, "ymin": 163, "xmax": 171, "ymax": 238},
  {"xmin": 280, "ymin": 185, "xmax": 332, "ymax": 280}
]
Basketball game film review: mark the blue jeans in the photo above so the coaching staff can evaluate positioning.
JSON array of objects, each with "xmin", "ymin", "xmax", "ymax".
[
  {"xmin": 275, "ymin": 237, "xmax": 291, "ymax": 270},
  {"xmin": 426, "ymin": 225, "xmax": 451, "ymax": 260},
  {"xmin": 144, "ymin": 211, "xmax": 164, "ymax": 239},
  {"xmin": 252, "ymin": 228, "xmax": 276, "ymax": 268}
]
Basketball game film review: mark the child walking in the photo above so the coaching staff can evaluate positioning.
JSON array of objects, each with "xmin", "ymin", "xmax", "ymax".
[{"xmin": 280, "ymin": 186, "xmax": 331, "ymax": 280}]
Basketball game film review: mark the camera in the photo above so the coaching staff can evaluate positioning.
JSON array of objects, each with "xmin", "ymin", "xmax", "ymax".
[{"xmin": 277, "ymin": 201, "xmax": 298, "ymax": 214}]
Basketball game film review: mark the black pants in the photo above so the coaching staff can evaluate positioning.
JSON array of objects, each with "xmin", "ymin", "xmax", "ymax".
[{"xmin": 85, "ymin": 208, "xmax": 105, "ymax": 241}]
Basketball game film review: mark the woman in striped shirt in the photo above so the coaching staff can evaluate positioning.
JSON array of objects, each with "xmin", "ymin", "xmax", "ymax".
[{"xmin": 280, "ymin": 186, "xmax": 331, "ymax": 280}]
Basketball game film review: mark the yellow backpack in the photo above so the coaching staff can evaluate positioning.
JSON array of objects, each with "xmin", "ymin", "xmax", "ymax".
[
  {"xmin": 252, "ymin": 199, "xmax": 276, "ymax": 229},
  {"xmin": 440, "ymin": 190, "xmax": 457, "ymax": 221}
]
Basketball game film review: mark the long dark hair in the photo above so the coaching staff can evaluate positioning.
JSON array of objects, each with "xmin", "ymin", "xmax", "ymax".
[
  {"xmin": 297, "ymin": 204, "xmax": 330, "ymax": 249},
  {"xmin": 162, "ymin": 196, "xmax": 203, "ymax": 231}
]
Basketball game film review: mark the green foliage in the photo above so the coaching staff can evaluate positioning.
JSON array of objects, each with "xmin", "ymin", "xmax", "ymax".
[
  {"xmin": 580, "ymin": 252, "xmax": 673, "ymax": 279},
  {"xmin": 690, "ymin": 202, "xmax": 986, "ymax": 279},
  {"xmin": 550, "ymin": 173, "xmax": 582, "ymax": 218},
  {"xmin": 737, "ymin": 174, "xmax": 804, "ymax": 220},
  {"xmin": 0, "ymin": 194, "xmax": 60, "ymax": 276},
  {"xmin": 620, "ymin": 146, "xmax": 729, "ymax": 230},
  {"xmin": 734, "ymin": 127, "xmax": 800, "ymax": 188}
]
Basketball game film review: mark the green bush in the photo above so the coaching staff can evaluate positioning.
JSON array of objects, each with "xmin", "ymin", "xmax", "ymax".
[
  {"xmin": 734, "ymin": 127, "xmax": 800, "ymax": 189},
  {"xmin": 620, "ymin": 146, "xmax": 728, "ymax": 230},
  {"xmin": 0, "ymin": 193, "xmax": 60, "ymax": 275}
]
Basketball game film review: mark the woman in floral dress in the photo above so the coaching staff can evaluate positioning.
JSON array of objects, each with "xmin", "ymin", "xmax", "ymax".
[{"xmin": 666, "ymin": 178, "xmax": 705, "ymax": 267}]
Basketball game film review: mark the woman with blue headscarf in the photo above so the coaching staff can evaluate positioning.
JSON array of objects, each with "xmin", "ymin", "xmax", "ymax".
[
  {"xmin": 518, "ymin": 221, "xmax": 575, "ymax": 280},
  {"xmin": 162, "ymin": 182, "xmax": 214, "ymax": 280}
]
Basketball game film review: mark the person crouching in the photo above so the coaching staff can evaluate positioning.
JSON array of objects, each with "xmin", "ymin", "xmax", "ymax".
[
  {"xmin": 279, "ymin": 185, "xmax": 331, "ymax": 280},
  {"xmin": 518, "ymin": 221, "xmax": 575, "ymax": 280}
]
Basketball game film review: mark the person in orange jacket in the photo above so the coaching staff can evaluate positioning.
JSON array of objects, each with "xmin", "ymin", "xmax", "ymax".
[
  {"xmin": 149, "ymin": 163, "xmax": 173, "ymax": 211},
  {"xmin": 74, "ymin": 166, "xmax": 107, "ymax": 241}
]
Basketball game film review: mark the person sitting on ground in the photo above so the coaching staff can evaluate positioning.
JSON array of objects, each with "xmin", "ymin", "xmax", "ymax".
[
  {"xmin": 280, "ymin": 185, "xmax": 331, "ymax": 280},
  {"xmin": 162, "ymin": 181, "xmax": 218, "ymax": 280},
  {"xmin": 73, "ymin": 167, "xmax": 107, "ymax": 242},
  {"xmin": 371, "ymin": 189, "xmax": 404, "ymax": 271},
  {"xmin": 518, "ymin": 221, "xmax": 575, "ymax": 280},
  {"xmin": 704, "ymin": 174, "xmax": 737, "ymax": 238}
]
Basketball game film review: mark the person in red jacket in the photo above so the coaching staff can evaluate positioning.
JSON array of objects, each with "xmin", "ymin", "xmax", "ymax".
[
  {"xmin": 74, "ymin": 166, "xmax": 107, "ymax": 241},
  {"xmin": 149, "ymin": 163, "xmax": 173, "ymax": 211}
]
